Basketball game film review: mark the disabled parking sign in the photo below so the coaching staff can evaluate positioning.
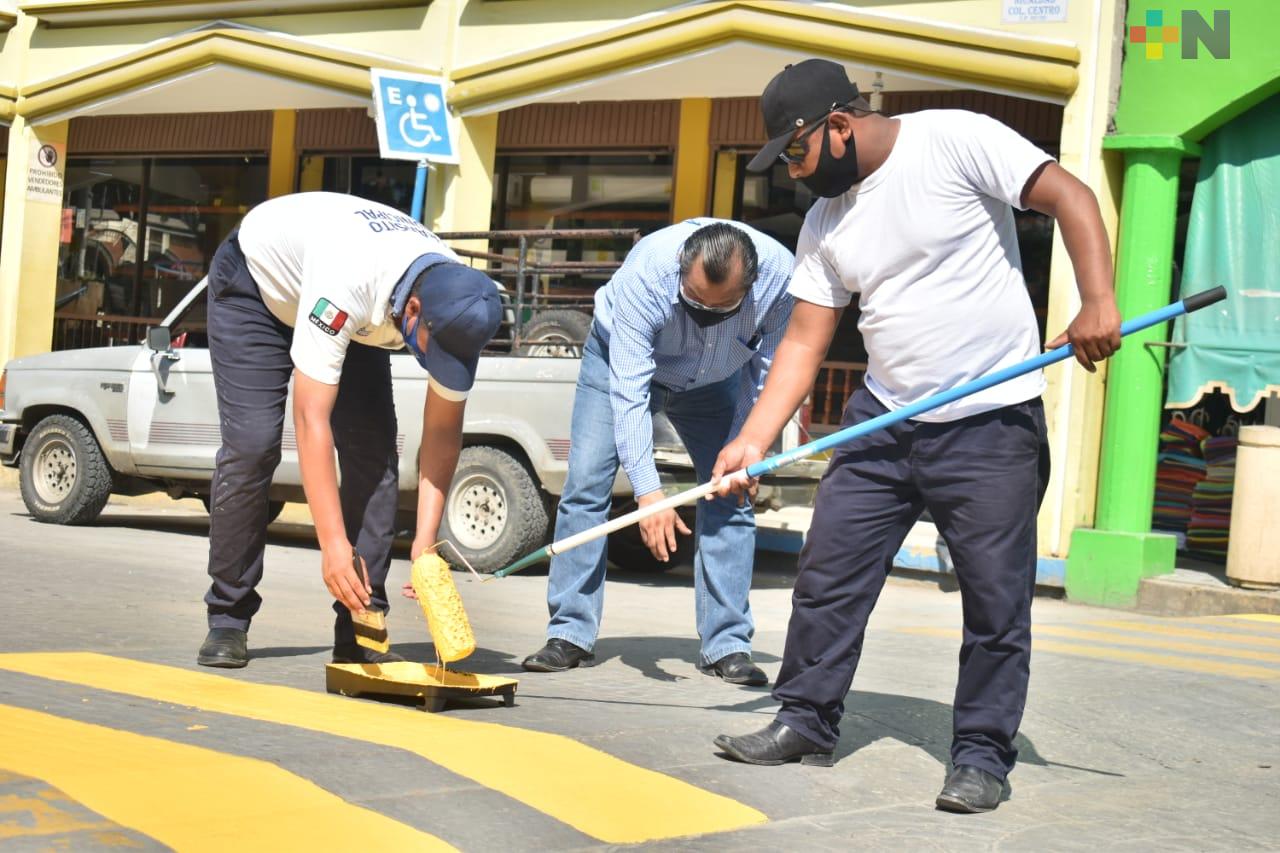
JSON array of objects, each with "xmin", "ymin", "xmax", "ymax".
[{"xmin": 371, "ymin": 69, "xmax": 458, "ymax": 164}]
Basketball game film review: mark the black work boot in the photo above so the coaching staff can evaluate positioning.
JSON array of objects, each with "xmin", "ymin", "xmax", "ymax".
[
  {"xmin": 197, "ymin": 627, "xmax": 248, "ymax": 668},
  {"xmin": 714, "ymin": 721, "xmax": 834, "ymax": 767},
  {"xmin": 522, "ymin": 638, "xmax": 596, "ymax": 672},
  {"xmin": 935, "ymin": 765, "xmax": 1004, "ymax": 813},
  {"xmin": 701, "ymin": 652, "xmax": 768, "ymax": 686}
]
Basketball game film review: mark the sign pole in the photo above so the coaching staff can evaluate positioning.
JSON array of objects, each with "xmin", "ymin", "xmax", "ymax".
[{"xmin": 410, "ymin": 159, "xmax": 429, "ymax": 223}]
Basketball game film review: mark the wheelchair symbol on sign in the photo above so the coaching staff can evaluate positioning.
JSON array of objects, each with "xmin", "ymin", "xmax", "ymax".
[{"xmin": 399, "ymin": 94, "xmax": 443, "ymax": 148}]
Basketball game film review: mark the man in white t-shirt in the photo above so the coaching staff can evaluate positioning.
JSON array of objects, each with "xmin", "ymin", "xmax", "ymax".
[
  {"xmin": 197, "ymin": 192, "xmax": 501, "ymax": 669},
  {"xmin": 710, "ymin": 61, "xmax": 1121, "ymax": 812}
]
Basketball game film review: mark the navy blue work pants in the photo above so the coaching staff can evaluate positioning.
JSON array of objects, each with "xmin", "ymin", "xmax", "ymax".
[
  {"xmin": 204, "ymin": 233, "xmax": 400, "ymax": 645},
  {"xmin": 774, "ymin": 388, "xmax": 1049, "ymax": 780}
]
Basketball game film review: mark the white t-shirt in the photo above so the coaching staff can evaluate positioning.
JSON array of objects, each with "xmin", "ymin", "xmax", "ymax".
[
  {"xmin": 237, "ymin": 192, "xmax": 461, "ymax": 389},
  {"xmin": 789, "ymin": 110, "xmax": 1053, "ymax": 422}
]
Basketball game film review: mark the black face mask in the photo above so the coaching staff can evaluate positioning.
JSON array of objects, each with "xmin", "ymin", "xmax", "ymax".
[
  {"xmin": 678, "ymin": 290, "xmax": 744, "ymax": 328},
  {"xmin": 800, "ymin": 120, "xmax": 861, "ymax": 198}
]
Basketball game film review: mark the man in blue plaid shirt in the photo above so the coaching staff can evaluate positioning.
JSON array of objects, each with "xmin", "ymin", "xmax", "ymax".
[{"xmin": 522, "ymin": 220, "xmax": 794, "ymax": 685}]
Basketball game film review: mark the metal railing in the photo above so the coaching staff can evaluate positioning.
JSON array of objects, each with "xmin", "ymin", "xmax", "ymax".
[
  {"xmin": 810, "ymin": 360, "xmax": 867, "ymax": 429},
  {"xmin": 52, "ymin": 313, "xmax": 159, "ymax": 351},
  {"xmin": 436, "ymin": 228, "xmax": 640, "ymax": 353}
]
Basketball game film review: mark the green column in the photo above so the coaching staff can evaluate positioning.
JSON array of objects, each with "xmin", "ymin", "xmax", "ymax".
[{"xmin": 1066, "ymin": 136, "xmax": 1200, "ymax": 607}]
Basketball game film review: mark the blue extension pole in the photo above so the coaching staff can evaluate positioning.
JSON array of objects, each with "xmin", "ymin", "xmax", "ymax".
[
  {"xmin": 490, "ymin": 287, "xmax": 1227, "ymax": 578},
  {"xmin": 410, "ymin": 159, "xmax": 429, "ymax": 223},
  {"xmin": 746, "ymin": 286, "xmax": 1224, "ymax": 478}
]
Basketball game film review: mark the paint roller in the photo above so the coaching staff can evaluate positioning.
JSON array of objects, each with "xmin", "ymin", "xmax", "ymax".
[{"xmin": 488, "ymin": 286, "xmax": 1229, "ymax": 579}]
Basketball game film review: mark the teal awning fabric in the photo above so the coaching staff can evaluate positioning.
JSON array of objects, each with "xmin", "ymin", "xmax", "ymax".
[{"xmin": 1167, "ymin": 93, "xmax": 1280, "ymax": 412}]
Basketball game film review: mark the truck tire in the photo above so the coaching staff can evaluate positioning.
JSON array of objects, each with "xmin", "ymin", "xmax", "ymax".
[
  {"xmin": 19, "ymin": 414, "xmax": 113, "ymax": 525},
  {"xmin": 440, "ymin": 445, "xmax": 549, "ymax": 573},
  {"xmin": 516, "ymin": 310, "xmax": 593, "ymax": 358},
  {"xmin": 199, "ymin": 494, "xmax": 285, "ymax": 525}
]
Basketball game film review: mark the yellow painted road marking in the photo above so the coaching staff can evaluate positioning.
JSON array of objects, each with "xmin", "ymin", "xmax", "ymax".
[
  {"xmin": 1089, "ymin": 620, "xmax": 1280, "ymax": 648},
  {"xmin": 1208, "ymin": 614, "xmax": 1280, "ymax": 627},
  {"xmin": 1036, "ymin": 626, "xmax": 1280, "ymax": 664},
  {"xmin": 0, "ymin": 704, "xmax": 450, "ymax": 852},
  {"xmin": 0, "ymin": 654, "xmax": 765, "ymax": 843},
  {"xmin": 900, "ymin": 628, "xmax": 1279, "ymax": 681},
  {"xmin": 0, "ymin": 775, "xmax": 133, "ymax": 845}
]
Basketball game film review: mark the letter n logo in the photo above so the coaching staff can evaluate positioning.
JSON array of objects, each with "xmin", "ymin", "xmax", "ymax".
[{"xmin": 1182, "ymin": 9, "xmax": 1230, "ymax": 59}]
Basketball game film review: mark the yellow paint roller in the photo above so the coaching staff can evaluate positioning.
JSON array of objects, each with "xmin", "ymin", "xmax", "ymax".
[{"xmin": 410, "ymin": 552, "xmax": 476, "ymax": 665}]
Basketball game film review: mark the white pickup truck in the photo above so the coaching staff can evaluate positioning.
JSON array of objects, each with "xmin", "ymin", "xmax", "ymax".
[{"xmin": 1, "ymin": 279, "xmax": 822, "ymax": 572}]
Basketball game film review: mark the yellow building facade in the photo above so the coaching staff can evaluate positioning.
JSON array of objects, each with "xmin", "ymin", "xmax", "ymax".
[{"xmin": 0, "ymin": 0, "xmax": 1127, "ymax": 570}]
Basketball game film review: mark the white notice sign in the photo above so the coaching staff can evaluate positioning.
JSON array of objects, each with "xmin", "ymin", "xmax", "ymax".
[
  {"xmin": 1003, "ymin": 0, "xmax": 1068, "ymax": 23},
  {"xmin": 27, "ymin": 137, "xmax": 66, "ymax": 204}
]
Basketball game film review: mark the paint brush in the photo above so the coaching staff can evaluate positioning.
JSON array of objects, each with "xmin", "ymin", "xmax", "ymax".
[{"xmin": 351, "ymin": 548, "xmax": 390, "ymax": 654}]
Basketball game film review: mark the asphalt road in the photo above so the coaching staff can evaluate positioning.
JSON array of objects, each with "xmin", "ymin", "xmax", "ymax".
[{"xmin": 1, "ymin": 488, "xmax": 1278, "ymax": 851}]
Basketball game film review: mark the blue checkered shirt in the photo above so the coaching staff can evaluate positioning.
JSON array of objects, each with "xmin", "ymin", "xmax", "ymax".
[{"xmin": 592, "ymin": 218, "xmax": 795, "ymax": 497}]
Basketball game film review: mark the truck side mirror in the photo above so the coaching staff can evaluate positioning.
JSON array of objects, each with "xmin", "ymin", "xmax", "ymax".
[{"xmin": 147, "ymin": 326, "xmax": 172, "ymax": 352}]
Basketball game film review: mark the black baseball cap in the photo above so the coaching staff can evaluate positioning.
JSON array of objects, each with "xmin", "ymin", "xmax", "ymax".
[
  {"xmin": 414, "ymin": 261, "xmax": 502, "ymax": 393},
  {"xmin": 747, "ymin": 59, "xmax": 861, "ymax": 173}
]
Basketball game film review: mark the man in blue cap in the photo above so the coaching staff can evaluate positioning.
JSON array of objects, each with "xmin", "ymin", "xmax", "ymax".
[{"xmin": 196, "ymin": 191, "xmax": 502, "ymax": 669}]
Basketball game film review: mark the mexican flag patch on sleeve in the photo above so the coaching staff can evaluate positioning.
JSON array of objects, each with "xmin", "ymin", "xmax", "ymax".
[{"xmin": 309, "ymin": 298, "xmax": 348, "ymax": 336}]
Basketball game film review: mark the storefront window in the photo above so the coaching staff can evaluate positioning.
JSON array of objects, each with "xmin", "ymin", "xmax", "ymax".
[
  {"xmin": 58, "ymin": 159, "xmax": 146, "ymax": 320},
  {"xmin": 495, "ymin": 153, "xmax": 672, "ymax": 234},
  {"xmin": 735, "ymin": 157, "xmax": 815, "ymax": 254},
  {"xmin": 490, "ymin": 153, "xmax": 673, "ymax": 297},
  {"xmin": 306, "ymin": 154, "xmax": 419, "ymax": 213},
  {"xmin": 56, "ymin": 156, "xmax": 267, "ymax": 349}
]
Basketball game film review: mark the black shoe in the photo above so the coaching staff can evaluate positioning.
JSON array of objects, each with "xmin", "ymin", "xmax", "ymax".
[
  {"xmin": 935, "ymin": 765, "xmax": 1004, "ymax": 813},
  {"xmin": 332, "ymin": 644, "xmax": 406, "ymax": 665},
  {"xmin": 714, "ymin": 721, "xmax": 833, "ymax": 767},
  {"xmin": 701, "ymin": 652, "xmax": 768, "ymax": 686},
  {"xmin": 521, "ymin": 638, "xmax": 596, "ymax": 672},
  {"xmin": 197, "ymin": 628, "xmax": 248, "ymax": 668}
]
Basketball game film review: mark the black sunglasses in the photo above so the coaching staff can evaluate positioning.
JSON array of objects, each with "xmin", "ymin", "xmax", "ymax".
[{"xmin": 777, "ymin": 102, "xmax": 855, "ymax": 165}]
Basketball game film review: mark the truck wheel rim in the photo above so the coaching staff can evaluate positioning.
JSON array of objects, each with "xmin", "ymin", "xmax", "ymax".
[
  {"xmin": 449, "ymin": 474, "xmax": 508, "ymax": 550},
  {"xmin": 525, "ymin": 333, "xmax": 580, "ymax": 358},
  {"xmin": 34, "ymin": 438, "xmax": 77, "ymax": 504}
]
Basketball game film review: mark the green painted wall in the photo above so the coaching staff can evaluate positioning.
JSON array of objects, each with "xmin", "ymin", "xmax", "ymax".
[
  {"xmin": 1068, "ymin": 1, "xmax": 1279, "ymax": 606},
  {"xmin": 1113, "ymin": 0, "xmax": 1280, "ymax": 141}
]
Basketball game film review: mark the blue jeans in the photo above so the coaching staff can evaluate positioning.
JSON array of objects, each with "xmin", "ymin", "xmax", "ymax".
[{"xmin": 545, "ymin": 328, "xmax": 756, "ymax": 665}]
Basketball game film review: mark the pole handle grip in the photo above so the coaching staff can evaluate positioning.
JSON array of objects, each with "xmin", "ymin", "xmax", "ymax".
[{"xmin": 1182, "ymin": 286, "xmax": 1227, "ymax": 313}]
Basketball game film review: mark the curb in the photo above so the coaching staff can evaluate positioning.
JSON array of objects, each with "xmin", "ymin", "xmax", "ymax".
[{"xmin": 1137, "ymin": 570, "xmax": 1280, "ymax": 616}]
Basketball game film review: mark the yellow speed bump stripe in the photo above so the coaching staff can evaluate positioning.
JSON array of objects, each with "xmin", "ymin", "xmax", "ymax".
[
  {"xmin": 1035, "ymin": 626, "xmax": 1280, "ymax": 663},
  {"xmin": 900, "ymin": 628, "xmax": 1279, "ymax": 681},
  {"xmin": 0, "ymin": 769, "xmax": 137, "ymax": 845},
  {"xmin": 1089, "ymin": 620, "xmax": 1280, "ymax": 648},
  {"xmin": 0, "ymin": 654, "xmax": 766, "ymax": 843},
  {"xmin": 0, "ymin": 703, "xmax": 450, "ymax": 852},
  {"xmin": 1210, "ymin": 614, "xmax": 1280, "ymax": 627}
]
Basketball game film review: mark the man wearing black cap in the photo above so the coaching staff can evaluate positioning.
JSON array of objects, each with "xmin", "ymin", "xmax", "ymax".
[
  {"xmin": 710, "ymin": 60, "xmax": 1121, "ymax": 812},
  {"xmin": 196, "ymin": 191, "xmax": 502, "ymax": 669}
]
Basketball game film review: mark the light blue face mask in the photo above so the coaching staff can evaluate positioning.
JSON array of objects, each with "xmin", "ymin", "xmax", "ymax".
[{"xmin": 400, "ymin": 311, "xmax": 429, "ymax": 365}]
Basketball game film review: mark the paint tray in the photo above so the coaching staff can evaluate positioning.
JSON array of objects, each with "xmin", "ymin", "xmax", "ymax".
[{"xmin": 325, "ymin": 661, "xmax": 517, "ymax": 713}]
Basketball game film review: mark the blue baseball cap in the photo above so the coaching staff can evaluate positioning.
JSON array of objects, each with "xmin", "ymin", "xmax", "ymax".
[{"xmin": 412, "ymin": 261, "xmax": 502, "ymax": 393}]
